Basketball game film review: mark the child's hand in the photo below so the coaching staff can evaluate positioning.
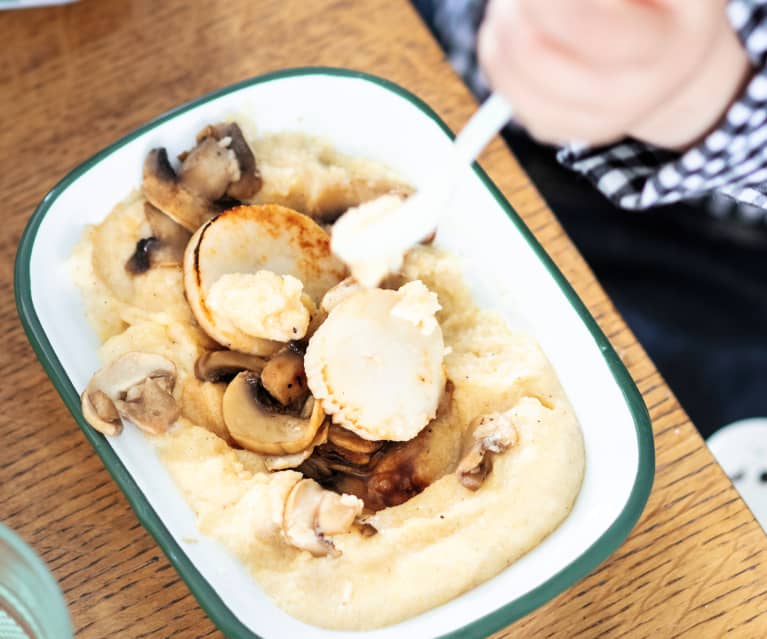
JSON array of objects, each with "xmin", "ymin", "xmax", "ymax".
[{"xmin": 479, "ymin": 0, "xmax": 752, "ymax": 149}]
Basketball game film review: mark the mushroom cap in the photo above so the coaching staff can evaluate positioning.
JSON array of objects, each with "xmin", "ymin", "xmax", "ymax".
[
  {"xmin": 143, "ymin": 148, "xmax": 220, "ymax": 231},
  {"xmin": 81, "ymin": 389, "xmax": 122, "ymax": 436},
  {"xmin": 144, "ymin": 203, "xmax": 192, "ymax": 264},
  {"xmin": 222, "ymin": 371, "xmax": 325, "ymax": 455},
  {"xmin": 142, "ymin": 122, "xmax": 261, "ymax": 232},
  {"xmin": 179, "ymin": 136, "xmax": 241, "ymax": 202},
  {"xmin": 125, "ymin": 204, "xmax": 192, "ymax": 275},
  {"xmin": 183, "ymin": 204, "xmax": 347, "ymax": 355},
  {"xmin": 194, "ymin": 122, "xmax": 261, "ymax": 201},
  {"xmin": 282, "ymin": 478, "xmax": 363, "ymax": 556},
  {"xmin": 115, "ymin": 376, "xmax": 180, "ymax": 435},
  {"xmin": 180, "ymin": 377, "xmax": 230, "ymax": 442},
  {"xmin": 86, "ymin": 352, "xmax": 176, "ymax": 399},
  {"xmin": 327, "ymin": 424, "xmax": 382, "ymax": 454},
  {"xmin": 81, "ymin": 352, "xmax": 178, "ymax": 436},
  {"xmin": 264, "ymin": 422, "xmax": 328, "ymax": 471},
  {"xmin": 194, "ymin": 349, "xmax": 267, "ymax": 382},
  {"xmin": 305, "ymin": 287, "xmax": 446, "ymax": 442}
]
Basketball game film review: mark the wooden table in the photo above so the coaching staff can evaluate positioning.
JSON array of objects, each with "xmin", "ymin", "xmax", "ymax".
[{"xmin": 1, "ymin": 1, "xmax": 766, "ymax": 637}]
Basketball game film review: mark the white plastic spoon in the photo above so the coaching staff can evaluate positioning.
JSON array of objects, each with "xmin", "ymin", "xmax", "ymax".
[{"xmin": 331, "ymin": 92, "xmax": 514, "ymax": 286}]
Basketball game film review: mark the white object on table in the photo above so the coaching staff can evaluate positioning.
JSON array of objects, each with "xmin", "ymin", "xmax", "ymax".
[
  {"xmin": 331, "ymin": 92, "xmax": 514, "ymax": 285},
  {"xmin": 0, "ymin": 0, "xmax": 77, "ymax": 8},
  {"xmin": 707, "ymin": 417, "xmax": 767, "ymax": 532}
]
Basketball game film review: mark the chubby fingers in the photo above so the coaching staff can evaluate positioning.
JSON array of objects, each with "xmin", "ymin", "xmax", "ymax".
[
  {"xmin": 479, "ymin": 0, "xmax": 640, "ymax": 143},
  {"xmin": 517, "ymin": 0, "xmax": 672, "ymax": 66},
  {"xmin": 478, "ymin": 0, "xmax": 738, "ymax": 148}
]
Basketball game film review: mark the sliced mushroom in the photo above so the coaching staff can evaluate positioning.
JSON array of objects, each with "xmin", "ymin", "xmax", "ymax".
[
  {"xmin": 80, "ymin": 352, "xmax": 179, "ymax": 436},
  {"xmin": 222, "ymin": 371, "xmax": 324, "ymax": 455},
  {"xmin": 327, "ymin": 424, "xmax": 382, "ymax": 455},
  {"xmin": 264, "ymin": 422, "xmax": 328, "ymax": 471},
  {"xmin": 191, "ymin": 123, "xmax": 261, "ymax": 201},
  {"xmin": 282, "ymin": 478, "xmax": 363, "ymax": 557},
  {"xmin": 456, "ymin": 412, "xmax": 519, "ymax": 491},
  {"xmin": 317, "ymin": 490, "xmax": 362, "ymax": 535},
  {"xmin": 124, "ymin": 237, "xmax": 160, "ymax": 276},
  {"xmin": 325, "ymin": 447, "xmax": 377, "ymax": 470},
  {"xmin": 126, "ymin": 203, "xmax": 193, "ymax": 275},
  {"xmin": 300, "ymin": 381, "xmax": 456, "ymax": 510},
  {"xmin": 260, "ymin": 349, "xmax": 307, "ymax": 407},
  {"xmin": 455, "ymin": 446, "xmax": 491, "ymax": 491},
  {"xmin": 177, "ymin": 136, "xmax": 240, "ymax": 202},
  {"xmin": 143, "ymin": 148, "xmax": 221, "ymax": 231},
  {"xmin": 180, "ymin": 377, "xmax": 230, "ymax": 443},
  {"xmin": 194, "ymin": 349, "xmax": 267, "ymax": 382},
  {"xmin": 265, "ymin": 450, "xmax": 313, "ymax": 473},
  {"xmin": 115, "ymin": 376, "xmax": 180, "ymax": 435},
  {"xmin": 300, "ymin": 423, "xmax": 429, "ymax": 510},
  {"xmin": 363, "ymin": 432, "xmax": 432, "ymax": 510},
  {"xmin": 81, "ymin": 389, "xmax": 122, "ymax": 435},
  {"xmin": 144, "ymin": 200, "xmax": 188, "ymax": 241},
  {"xmin": 143, "ymin": 122, "xmax": 261, "ymax": 232},
  {"xmin": 145, "ymin": 202, "xmax": 192, "ymax": 263}
]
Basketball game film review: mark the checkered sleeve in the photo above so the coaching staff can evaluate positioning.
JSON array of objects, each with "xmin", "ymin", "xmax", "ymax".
[{"xmin": 557, "ymin": 0, "xmax": 767, "ymax": 211}]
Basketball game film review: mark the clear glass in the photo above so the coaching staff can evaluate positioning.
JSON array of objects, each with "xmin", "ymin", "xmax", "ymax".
[{"xmin": 0, "ymin": 524, "xmax": 72, "ymax": 639}]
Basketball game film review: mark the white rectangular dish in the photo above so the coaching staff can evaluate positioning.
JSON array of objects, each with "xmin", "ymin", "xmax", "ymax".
[{"xmin": 15, "ymin": 68, "xmax": 654, "ymax": 639}]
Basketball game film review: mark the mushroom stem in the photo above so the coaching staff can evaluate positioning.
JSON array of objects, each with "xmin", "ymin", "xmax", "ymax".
[{"xmin": 260, "ymin": 350, "xmax": 307, "ymax": 407}]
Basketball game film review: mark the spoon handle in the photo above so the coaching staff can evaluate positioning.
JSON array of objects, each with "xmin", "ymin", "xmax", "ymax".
[{"xmin": 453, "ymin": 93, "xmax": 514, "ymax": 165}]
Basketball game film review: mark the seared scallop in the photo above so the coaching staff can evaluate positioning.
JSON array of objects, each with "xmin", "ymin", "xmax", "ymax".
[
  {"xmin": 183, "ymin": 204, "xmax": 347, "ymax": 355},
  {"xmin": 305, "ymin": 280, "xmax": 446, "ymax": 442}
]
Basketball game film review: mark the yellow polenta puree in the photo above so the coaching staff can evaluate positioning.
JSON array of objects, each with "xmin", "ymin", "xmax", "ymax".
[{"xmin": 70, "ymin": 132, "xmax": 584, "ymax": 630}]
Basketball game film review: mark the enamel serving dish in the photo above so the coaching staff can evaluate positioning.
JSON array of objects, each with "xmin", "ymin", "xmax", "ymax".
[{"xmin": 15, "ymin": 68, "xmax": 654, "ymax": 639}]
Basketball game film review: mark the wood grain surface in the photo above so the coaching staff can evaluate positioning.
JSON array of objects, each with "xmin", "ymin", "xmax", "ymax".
[{"xmin": 1, "ymin": 1, "xmax": 766, "ymax": 637}]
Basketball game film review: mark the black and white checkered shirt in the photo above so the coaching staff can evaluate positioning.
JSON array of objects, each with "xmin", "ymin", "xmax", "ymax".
[{"xmin": 427, "ymin": 0, "xmax": 767, "ymax": 223}]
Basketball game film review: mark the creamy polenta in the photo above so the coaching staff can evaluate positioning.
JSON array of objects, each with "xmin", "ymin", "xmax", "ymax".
[{"xmin": 71, "ymin": 123, "xmax": 584, "ymax": 630}]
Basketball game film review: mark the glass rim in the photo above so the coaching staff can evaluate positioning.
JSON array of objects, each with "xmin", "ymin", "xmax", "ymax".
[{"xmin": 0, "ymin": 522, "xmax": 73, "ymax": 638}]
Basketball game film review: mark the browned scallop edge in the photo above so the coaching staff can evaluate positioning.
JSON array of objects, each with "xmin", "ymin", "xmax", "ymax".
[
  {"xmin": 193, "ymin": 215, "xmax": 217, "ymax": 291},
  {"xmin": 190, "ymin": 214, "xmax": 221, "ymax": 324}
]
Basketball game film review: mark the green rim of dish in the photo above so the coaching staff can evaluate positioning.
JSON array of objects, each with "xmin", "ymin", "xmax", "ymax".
[{"xmin": 14, "ymin": 67, "xmax": 655, "ymax": 639}]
